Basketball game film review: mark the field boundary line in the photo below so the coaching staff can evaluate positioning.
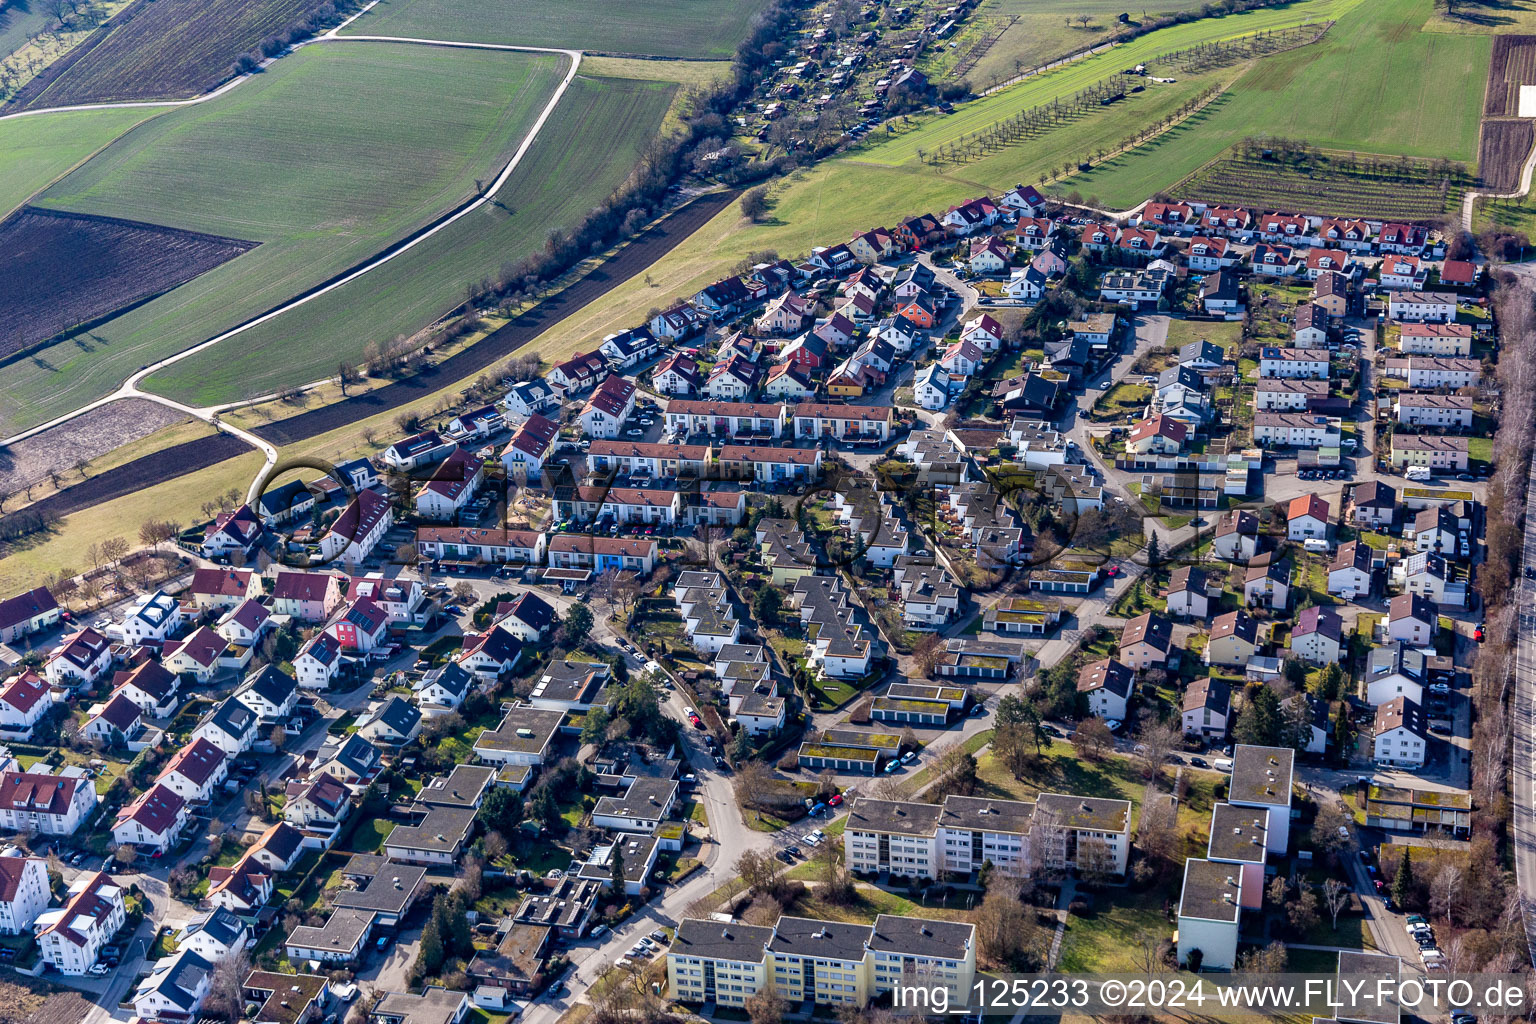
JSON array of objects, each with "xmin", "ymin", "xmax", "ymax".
[{"xmin": 2, "ymin": 35, "xmax": 583, "ymax": 455}]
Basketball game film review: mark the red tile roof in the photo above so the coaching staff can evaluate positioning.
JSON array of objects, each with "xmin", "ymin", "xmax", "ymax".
[
  {"xmin": 159, "ymin": 738, "xmax": 227, "ymax": 787},
  {"xmin": 1286, "ymin": 493, "xmax": 1330, "ymax": 522},
  {"xmin": 116, "ymin": 783, "xmax": 184, "ymax": 836},
  {"xmin": 0, "ymin": 670, "xmax": 49, "ymax": 715}
]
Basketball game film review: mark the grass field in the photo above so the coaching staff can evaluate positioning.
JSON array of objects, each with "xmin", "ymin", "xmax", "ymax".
[
  {"xmin": 341, "ymin": 0, "xmax": 768, "ymax": 58},
  {"xmin": 3, "ymin": 42, "xmax": 564, "ymax": 436},
  {"xmin": 0, "ymin": 0, "xmax": 52, "ymax": 59},
  {"xmin": 142, "ymin": 72, "xmax": 676, "ymax": 406},
  {"xmin": 853, "ymin": 0, "xmax": 1368, "ymax": 169},
  {"xmin": 1425, "ymin": 0, "xmax": 1536, "ymax": 33},
  {"xmin": 18, "ymin": 0, "xmax": 332, "ymax": 107},
  {"xmin": 1053, "ymin": 0, "xmax": 1490, "ymax": 207},
  {"xmin": 0, "ymin": 106, "xmax": 159, "ymax": 219}
]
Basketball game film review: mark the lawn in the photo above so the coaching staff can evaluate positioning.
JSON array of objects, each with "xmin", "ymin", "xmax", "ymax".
[
  {"xmin": 143, "ymin": 72, "xmax": 676, "ymax": 409},
  {"xmin": 1055, "ymin": 885, "xmax": 1172, "ymax": 972},
  {"xmin": 342, "ymin": 0, "xmax": 769, "ymax": 58},
  {"xmin": 0, "ymin": 106, "xmax": 159, "ymax": 220},
  {"xmin": 340, "ymin": 817, "xmax": 396, "ymax": 854},
  {"xmin": 1163, "ymin": 317, "xmax": 1242, "ymax": 353},
  {"xmin": 6, "ymin": 42, "xmax": 567, "ymax": 436},
  {"xmin": 1053, "ymin": 0, "xmax": 1490, "ymax": 207}
]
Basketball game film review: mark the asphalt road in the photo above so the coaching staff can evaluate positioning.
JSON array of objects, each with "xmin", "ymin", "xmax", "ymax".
[{"xmin": 1510, "ymin": 446, "xmax": 1536, "ymax": 966}]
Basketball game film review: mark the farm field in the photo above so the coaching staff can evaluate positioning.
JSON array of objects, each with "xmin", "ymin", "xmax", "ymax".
[
  {"xmin": 143, "ymin": 72, "xmax": 676, "ymax": 406},
  {"xmin": 1483, "ymin": 34, "xmax": 1536, "ymax": 115},
  {"xmin": 15, "ymin": 0, "xmax": 332, "ymax": 108},
  {"xmin": 1048, "ymin": 0, "xmax": 1489, "ymax": 208},
  {"xmin": 851, "ymin": 0, "xmax": 1369, "ymax": 168},
  {"xmin": 0, "ymin": 106, "xmax": 158, "ymax": 219},
  {"xmin": 920, "ymin": 0, "xmax": 1213, "ymax": 91},
  {"xmin": 1174, "ymin": 153, "xmax": 1469, "ymax": 221},
  {"xmin": 341, "ymin": 0, "xmax": 768, "ymax": 58},
  {"xmin": 2, "ymin": 41, "xmax": 565, "ymax": 436},
  {"xmin": 1478, "ymin": 118, "xmax": 1536, "ymax": 191},
  {"xmin": 0, "ymin": 207, "xmax": 256, "ymax": 358}
]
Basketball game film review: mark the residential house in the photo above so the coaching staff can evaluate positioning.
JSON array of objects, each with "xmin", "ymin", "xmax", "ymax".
[
  {"xmin": 499, "ymin": 379, "xmax": 559, "ymax": 422},
  {"xmin": 579, "ymin": 375, "xmax": 637, "ymax": 440},
  {"xmin": 501, "ymin": 414, "xmax": 561, "ymax": 477},
  {"xmin": 36, "ymin": 872, "xmax": 125, "ymax": 974},
  {"xmin": 1394, "ymin": 393, "xmax": 1474, "ymax": 430},
  {"xmin": 0, "ymin": 587, "xmax": 60, "ymax": 644},
  {"xmin": 1350, "ymin": 481, "xmax": 1397, "ymax": 529},
  {"xmin": 547, "ymin": 351, "xmax": 609, "ymax": 394},
  {"xmin": 1398, "ymin": 323, "xmax": 1473, "ymax": 356},
  {"xmin": 1387, "ymin": 291, "xmax": 1457, "ymax": 323},
  {"xmin": 382, "ymin": 431, "xmax": 452, "ymax": 472},
  {"xmin": 1373, "ymin": 697, "xmax": 1427, "ymax": 768},
  {"xmin": 156, "ymin": 738, "xmax": 228, "ymax": 805},
  {"xmin": 1165, "ymin": 566, "xmax": 1211, "ymax": 620},
  {"xmin": 1258, "ymin": 347, "xmax": 1329, "ymax": 380},
  {"xmin": 319, "ymin": 488, "xmax": 393, "ymax": 566},
  {"xmin": 357, "ymin": 696, "xmax": 423, "ymax": 747},
  {"xmin": 1389, "ymin": 434, "xmax": 1470, "ymax": 472},
  {"xmin": 1125, "ymin": 415, "xmax": 1187, "ymax": 455},
  {"xmin": 1118, "ymin": 613, "xmax": 1172, "ymax": 671},
  {"xmin": 1285, "ymin": 494, "xmax": 1330, "ymax": 541},
  {"xmin": 1212, "ymin": 510, "xmax": 1261, "ymax": 563},
  {"xmin": 294, "ymin": 632, "xmax": 344, "ymax": 690},
  {"xmin": 270, "ymin": 571, "xmax": 344, "ymax": 622},
  {"xmin": 1252, "ymin": 412, "xmax": 1341, "ymax": 448},
  {"xmin": 1327, "ymin": 541, "xmax": 1377, "ymax": 600},
  {"xmin": 1182, "ymin": 677, "xmax": 1231, "ymax": 740},
  {"xmin": 1290, "ymin": 606, "xmax": 1344, "ymax": 665},
  {"xmin": 1382, "ymin": 356, "xmax": 1481, "ymax": 389},
  {"xmin": 1243, "ymin": 558, "xmax": 1292, "ymax": 611},
  {"xmin": 0, "ymin": 671, "xmax": 54, "ymax": 741},
  {"xmin": 414, "ymin": 448, "xmax": 484, "ymax": 521},
  {"xmin": 0, "ymin": 856, "xmax": 49, "ymax": 935},
  {"xmin": 1387, "ymin": 593, "xmax": 1439, "ymax": 646},
  {"xmin": 1206, "ymin": 611, "xmax": 1258, "ymax": 667},
  {"xmin": 113, "ymin": 784, "xmax": 188, "ymax": 855},
  {"xmin": 44, "ymin": 627, "xmax": 112, "ymax": 688},
  {"xmin": 1077, "ymin": 658, "xmax": 1134, "ymax": 721}
]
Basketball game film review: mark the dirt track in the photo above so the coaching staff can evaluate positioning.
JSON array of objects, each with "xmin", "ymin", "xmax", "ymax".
[{"xmin": 9, "ymin": 189, "xmax": 739, "ymax": 521}]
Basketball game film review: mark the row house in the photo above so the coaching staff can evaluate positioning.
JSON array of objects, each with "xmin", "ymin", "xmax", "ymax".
[
  {"xmin": 1398, "ymin": 322, "xmax": 1473, "ymax": 356},
  {"xmin": 1387, "ymin": 291, "xmax": 1456, "ymax": 323},
  {"xmin": 1393, "ymin": 393, "xmax": 1474, "ymax": 429},
  {"xmin": 664, "ymin": 400, "xmax": 785, "ymax": 439},
  {"xmin": 792, "ymin": 403, "xmax": 892, "ymax": 442},
  {"xmin": 1257, "ymin": 346, "xmax": 1329, "ymax": 380},
  {"xmin": 1254, "ymin": 379, "xmax": 1329, "ymax": 411},
  {"xmin": 1252, "ymin": 412, "xmax": 1341, "ymax": 448},
  {"xmin": 415, "ymin": 527, "xmax": 546, "ymax": 565},
  {"xmin": 545, "ymin": 535, "xmax": 657, "ymax": 576},
  {"xmin": 588, "ymin": 440, "xmax": 711, "ymax": 479},
  {"xmin": 1315, "ymin": 217, "xmax": 1372, "ymax": 250},
  {"xmin": 1390, "ymin": 434, "xmax": 1469, "ymax": 472},
  {"xmin": 1381, "ymin": 356, "xmax": 1480, "ymax": 389},
  {"xmin": 718, "ymin": 444, "xmax": 823, "ymax": 483},
  {"xmin": 1250, "ymin": 242, "xmax": 1298, "ymax": 276}
]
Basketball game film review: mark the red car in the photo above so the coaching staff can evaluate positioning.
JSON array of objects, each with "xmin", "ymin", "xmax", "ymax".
[
  {"xmin": 692, "ymin": 717, "xmax": 706, "ymax": 730},
  {"xmin": 1474, "ymin": 625, "xmax": 1485, "ymax": 643},
  {"xmin": 1105, "ymin": 565, "xmax": 1120, "ymax": 578},
  {"xmin": 829, "ymin": 794, "xmax": 843, "ymax": 807}
]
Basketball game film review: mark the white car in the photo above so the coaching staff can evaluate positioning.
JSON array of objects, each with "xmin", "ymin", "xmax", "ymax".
[
  {"xmin": 683, "ymin": 706, "xmax": 694, "ymax": 717},
  {"xmin": 801, "ymin": 832, "xmax": 822, "ymax": 846},
  {"xmin": 1104, "ymin": 719, "xmax": 1123, "ymax": 732},
  {"xmin": 88, "ymin": 964, "xmax": 110, "ymax": 976}
]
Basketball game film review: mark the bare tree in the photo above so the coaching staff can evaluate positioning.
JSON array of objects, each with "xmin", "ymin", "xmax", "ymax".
[
  {"xmin": 203, "ymin": 948, "xmax": 252, "ymax": 1021},
  {"xmin": 1134, "ymin": 720, "xmax": 1180, "ymax": 780},
  {"xmin": 1324, "ymin": 878, "xmax": 1351, "ymax": 931},
  {"xmin": 1429, "ymin": 863, "xmax": 1465, "ymax": 926},
  {"xmin": 746, "ymin": 982, "xmax": 786, "ymax": 1024},
  {"xmin": 1073, "ymin": 718, "xmax": 1113, "ymax": 761}
]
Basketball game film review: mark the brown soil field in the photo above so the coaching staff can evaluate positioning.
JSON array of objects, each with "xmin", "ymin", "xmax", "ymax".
[
  {"xmin": 12, "ymin": 0, "xmax": 333, "ymax": 108},
  {"xmin": 1478, "ymin": 117, "xmax": 1535, "ymax": 191},
  {"xmin": 0, "ymin": 206, "xmax": 255, "ymax": 361},
  {"xmin": 1484, "ymin": 34, "xmax": 1536, "ymax": 117},
  {"xmin": 0, "ymin": 398, "xmax": 190, "ymax": 495},
  {"xmin": 0, "ymin": 978, "xmax": 88, "ymax": 1024}
]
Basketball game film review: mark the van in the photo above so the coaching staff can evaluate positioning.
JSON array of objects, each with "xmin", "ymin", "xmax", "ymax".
[
  {"xmin": 1213, "ymin": 759, "xmax": 1234, "ymax": 773},
  {"xmin": 1405, "ymin": 466, "xmax": 1433, "ymax": 482}
]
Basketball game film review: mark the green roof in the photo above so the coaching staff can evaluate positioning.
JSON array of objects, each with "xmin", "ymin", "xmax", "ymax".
[{"xmin": 799, "ymin": 743, "xmax": 879, "ymax": 761}]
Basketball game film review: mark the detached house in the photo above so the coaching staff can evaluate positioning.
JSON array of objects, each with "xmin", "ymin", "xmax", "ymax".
[
  {"xmin": 0, "ymin": 586, "xmax": 60, "ymax": 644},
  {"xmin": 1165, "ymin": 566, "xmax": 1211, "ymax": 619},
  {"xmin": 36, "ymin": 872, "xmax": 125, "ymax": 974},
  {"xmin": 1290, "ymin": 606, "xmax": 1344, "ymax": 665},
  {"xmin": 45, "ymin": 627, "xmax": 113, "ymax": 688},
  {"xmin": 1206, "ymin": 611, "xmax": 1258, "ymax": 668},
  {"xmin": 1387, "ymin": 291, "xmax": 1456, "ymax": 323},
  {"xmin": 1182, "ymin": 677, "xmax": 1231, "ymax": 740},
  {"xmin": 1387, "ymin": 593, "xmax": 1439, "ymax": 646},
  {"xmin": 0, "ymin": 770, "xmax": 98, "ymax": 835},
  {"xmin": 0, "ymin": 671, "xmax": 54, "ymax": 741},
  {"xmin": 1373, "ymin": 697, "xmax": 1427, "ymax": 768},
  {"xmin": 113, "ymin": 783, "xmax": 187, "ymax": 855},
  {"xmin": 502, "ymin": 413, "xmax": 561, "ymax": 478},
  {"xmin": 319, "ymin": 488, "xmax": 393, "ymax": 566},
  {"xmin": 1077, "ymin": 658, "xmax": 1134, "ymax": 721},
  {"xmin": 156, "ymin": 738, "xmax": 228, "ymax": 805},
  {"xmin": 1285, "ymin": 494, "xmax": 1330, "ymax": 541},
  {"xmin": 651, "ymin": 353, "xmax": 700, "ymax": 396},
  {"xmin": 187, "ymin": 568, "xmax": 261, "ymax": 613},
  {"xmin": 580, "ymin": 375, "xmax": 637, "ymax": 440},
  {"xmin": 1327, "ymin": 541, "xmax": 1376, "ymax": 600},
  {"xmin": 1118, "ymin": 612, "xmax": 1172, "ymax": 671},
  {"xmin": 414, "ymin": 448, "xmax": 484, "ymax": 521},
  {"xmin": 270, "ymin": 571, "xmax": 344, "ymax": 622}
]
